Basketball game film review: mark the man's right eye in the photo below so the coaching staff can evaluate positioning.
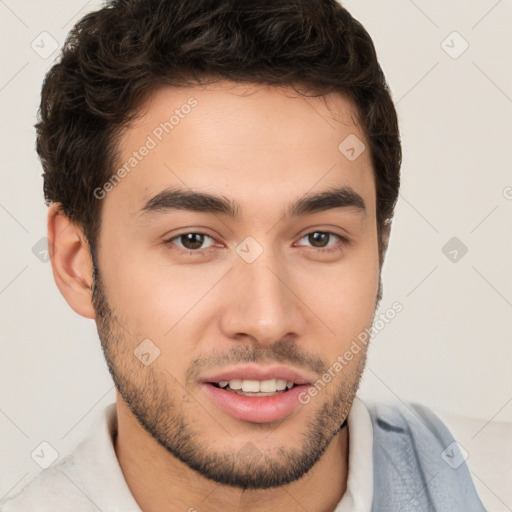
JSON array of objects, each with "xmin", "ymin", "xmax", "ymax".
[{"xmin": 164, "ymin": 232, "xmax": 216, "ymax": 254}]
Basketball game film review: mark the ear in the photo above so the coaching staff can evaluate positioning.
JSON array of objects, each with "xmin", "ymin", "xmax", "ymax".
[
  {"xmin": 47, "ymin": 203, "xmax": 96, "ymax": 319},
  {"xmin": 376, "ymin": 220, "xmax": 392, "ymax": 309},
  {"xmin": 378, "ymin": 219, "xmax": 392, "ymax": 268}
]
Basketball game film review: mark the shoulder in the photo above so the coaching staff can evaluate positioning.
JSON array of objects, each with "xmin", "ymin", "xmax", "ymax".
[
  {"xmin": 433, "ymin": 407, "xmax": 512, "ymax": 512},
  {"xmin": 363, "ymin": 399, "xmax": 511, "ymax": 512},
  {"xmin": 0, "ymin": 454, "xmax": 88, "ymax": 511},
  {"xmin": 1, "ymin": 403, "xmax": 120, "ymax": 512},
  {"xmin": 1, "ymin": 403, "xmax": 142, "ymax": 512}
]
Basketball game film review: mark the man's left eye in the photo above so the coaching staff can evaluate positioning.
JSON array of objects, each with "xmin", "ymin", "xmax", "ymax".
[{"xmin": 296, "ymin": 231, "xmax": 347, "ymax": 252}]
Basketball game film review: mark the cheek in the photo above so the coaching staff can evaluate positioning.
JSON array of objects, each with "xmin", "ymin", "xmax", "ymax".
[
  {"xmin": 100, "ymin": 243, "xmax": 222, "ymax": 343},
  {"xmin": 300, "ymin": 242, "xmax": 380, "ymax": 342}
]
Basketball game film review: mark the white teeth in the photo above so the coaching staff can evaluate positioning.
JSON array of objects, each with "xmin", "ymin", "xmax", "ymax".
[
  {"xmin": 241, "ymin": 380, "xmax": 260, "ymax": 392},
  {"xmin": 276, "ymin": 379, "xmax": 287, "ymax": 391},
  {"xmin": 216, "ymin": 379, "xmax": 297, "ymax": 393},
  {"xmin": 259, "ymin": 379, "xmax": 277, "ymax": 392},
  {"xmin": 228, "ymin": 379, "xmax": 242, "ymax": 390}
]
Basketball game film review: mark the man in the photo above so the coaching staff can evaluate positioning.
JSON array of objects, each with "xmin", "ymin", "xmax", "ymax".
[{"xmin": 1, "ymin": 0, "xmax": 508, "ymax": 510}]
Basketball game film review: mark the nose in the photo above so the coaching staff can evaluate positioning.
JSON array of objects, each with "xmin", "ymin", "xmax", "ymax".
[{"xmin": 218, "ymin": 244, "xmax": 307, "ymax": 347}]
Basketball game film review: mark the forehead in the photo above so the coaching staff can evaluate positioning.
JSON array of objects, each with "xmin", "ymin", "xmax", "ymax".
[{"xmin": 107, "ymin": 81, "xmax": 375, "ymax": 221}]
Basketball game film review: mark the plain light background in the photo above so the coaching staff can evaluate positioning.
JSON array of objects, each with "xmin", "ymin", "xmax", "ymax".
[{"xmin": 1, "ymin": 0, "xmax": 511, "ymax": 501}]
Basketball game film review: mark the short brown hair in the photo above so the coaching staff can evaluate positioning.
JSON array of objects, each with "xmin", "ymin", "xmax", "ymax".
[{"xmin": 36, "ymin": 0, "xmax": 401, "ymax": 266}]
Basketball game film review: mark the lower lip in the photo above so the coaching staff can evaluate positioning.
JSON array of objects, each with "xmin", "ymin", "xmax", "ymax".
[{"xmin": 201, "ymin": 383, "xmax": 309, "ymax": 423}]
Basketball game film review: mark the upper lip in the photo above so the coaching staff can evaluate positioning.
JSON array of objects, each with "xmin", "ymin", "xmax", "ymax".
[{"xmin": 201, "ymin": 364, "xmax": 316, "ymax": 386}]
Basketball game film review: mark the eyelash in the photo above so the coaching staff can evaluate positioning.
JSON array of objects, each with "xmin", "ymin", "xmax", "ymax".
[{"xmin": 164, "ymin": 231, "xmax": 349, "ymax": 256}]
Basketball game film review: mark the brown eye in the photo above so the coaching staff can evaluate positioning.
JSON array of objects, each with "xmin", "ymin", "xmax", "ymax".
[
  {"xmin": 166, "ymin": 233, "xmax": 215, "ymax": 252},
  {"xmin": 298, "ymin": 231, "xmax": 345, "ymax": 252},
  {"xmin": 307, "ymin": 232, "xmax": 330, "ymax": 248}
]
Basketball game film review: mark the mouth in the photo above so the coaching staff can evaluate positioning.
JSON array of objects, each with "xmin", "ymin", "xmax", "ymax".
[
  {"xmin": 208, "ymin": 378, "xmax": 297, "ymax": 397},
  {"xmin": 200, "ymin": 367, "xmax": 314, "ymax": 423}
]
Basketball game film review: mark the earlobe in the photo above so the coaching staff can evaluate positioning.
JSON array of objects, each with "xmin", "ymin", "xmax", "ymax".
[{"xmin": 47, "ymin": 203, "xmax": 96, "ymax": 319}]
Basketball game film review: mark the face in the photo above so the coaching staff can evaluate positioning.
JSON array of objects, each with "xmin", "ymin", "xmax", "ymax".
[{"xmin": 91, "ymin": 81, "xmax": 380, "ymax": 489}]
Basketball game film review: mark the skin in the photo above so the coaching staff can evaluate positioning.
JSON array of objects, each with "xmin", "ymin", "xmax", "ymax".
[{"xmin": 48, "ymin": 81, "xmax": 381, "ymax": 511}]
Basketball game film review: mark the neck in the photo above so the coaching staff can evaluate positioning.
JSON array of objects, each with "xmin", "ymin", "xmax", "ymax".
[{"xmin": 114, "ymin": 396, "xmax": 349, "ymax": 512}]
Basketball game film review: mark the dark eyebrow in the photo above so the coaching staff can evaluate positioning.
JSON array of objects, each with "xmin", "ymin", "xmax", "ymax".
[
  {"xmin": 139, "ymin": 186, "xmax": 366, "ymax": 219},
  {"xmin": 140, "ymin": 188, "xmax": 241, "ymax": 219},
  {"xmin": 288, "ymin": 187, "xmax": 366, "ymax": 217}
]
